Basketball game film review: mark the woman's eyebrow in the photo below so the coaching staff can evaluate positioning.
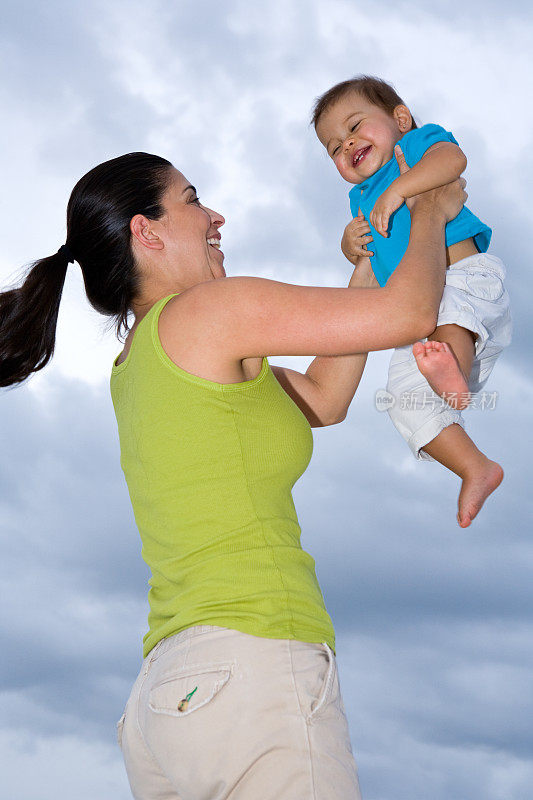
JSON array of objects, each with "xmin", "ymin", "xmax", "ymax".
[{"xmin": 181, "ymin": 184, "xmax": 197, "ymax": 195}]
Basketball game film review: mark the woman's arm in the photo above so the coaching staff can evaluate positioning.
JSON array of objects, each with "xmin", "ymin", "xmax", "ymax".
[
  {"xmin": 267, "ymin": 190, "xmax": 450, "ymax": 426},
  {"xmin": 174, "ymin": 154, "xmax": 467, "ymax": 364},
  {"xmin": 271, "ymin": 257, "xmax": 375, "ymax": 427},
  {"xmin": 370, "ymin": 142, "xmax": 467, "ymax": 237},
  {"xmin": 303, "ymin": 255, "xmax": 375, "ymax": 424},
  {"xmin": 395, "ymin": 142, "xmax": 467, "ymax": 198},
  {"xmin": 185, "ymin": 196, "xmax": 451, "ymax": 358},
  {"xmin": 268, "ymin": 173, "xmax": 464, "ymax": 426}
]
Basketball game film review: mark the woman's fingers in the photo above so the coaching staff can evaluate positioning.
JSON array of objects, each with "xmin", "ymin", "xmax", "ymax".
[{"xmin": 394, "ymin": 144, "xmax": 409, "ymax": 173}]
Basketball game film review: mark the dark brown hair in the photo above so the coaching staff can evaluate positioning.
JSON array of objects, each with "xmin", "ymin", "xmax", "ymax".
[
  {"xmin": 0, "ymin": 152, "xmax": 174, "ymax": 389},
  {"xmin": 311, "ymin": 74, "xmax": 418, "ymax": 131}
]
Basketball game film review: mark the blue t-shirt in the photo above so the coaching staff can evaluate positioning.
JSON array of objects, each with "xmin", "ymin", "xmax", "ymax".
[{"xmin": 348, "ymin": 123, "xmax": 492, "ymax": 287}]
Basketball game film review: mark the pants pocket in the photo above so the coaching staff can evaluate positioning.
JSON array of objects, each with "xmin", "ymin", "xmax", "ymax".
[
  {"xmin": 291, "ymin": 641, "xmax": 337, "ymax": 725},
  {"xmin": 148, "ymin": 661, "xmax": 234, "ymax": 718},
  {"xmin": 446, "ymin": 262, "xmax": 505, "ymax": 304},
  {"xmin": 116, "ymin": 710, "xmax": 126, "ymax": 749},
  {"xmin": 308, "ymin": 644, "xmax": 336, "ymax": 724},
  {"xmin": 464, "ymin": 269, "xmax": 505, "ymax": 303}
]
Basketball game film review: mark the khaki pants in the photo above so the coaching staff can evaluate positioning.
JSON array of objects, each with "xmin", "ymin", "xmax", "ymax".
[{"xmin": 116, "ymin": 624, "xmax": 362, "ymax": 799}]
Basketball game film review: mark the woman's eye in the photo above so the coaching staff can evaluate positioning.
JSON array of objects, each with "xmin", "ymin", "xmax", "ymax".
[
  {"xmin": 350, "ymin": 122, "xmax": 360, "ymax": 132},
  {"xmin": 191, "ymin": 196, "xmax": 201, "ymax": 205},
  {"xmin": 332, "ymin": 146, "xmax": 339, "ymax": 157}
]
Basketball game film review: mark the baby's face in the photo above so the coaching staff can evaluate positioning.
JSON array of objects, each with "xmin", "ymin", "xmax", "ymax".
[{"xmin": 315, "ymin": 91, "xmax": 411, "ymax": 184}]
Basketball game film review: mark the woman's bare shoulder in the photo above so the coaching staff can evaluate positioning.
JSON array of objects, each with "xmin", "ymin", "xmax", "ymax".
[{"xmin": 157, "ymin": 285, "xmax": 257, "ymax": 384}]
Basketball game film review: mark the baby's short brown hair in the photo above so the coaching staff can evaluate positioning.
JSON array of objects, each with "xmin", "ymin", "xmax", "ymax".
[{"xmin": 311, "ymin": 74, "xmax": 418, "ymax": 131}]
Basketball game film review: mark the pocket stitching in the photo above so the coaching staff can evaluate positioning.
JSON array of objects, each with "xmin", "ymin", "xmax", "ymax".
[
  {"xmin": 150, "ymin": 661, "xmax": 234, "ymax": 689},
  {"xmin": 464, "ymin": 271, "xmax": 504, "ymax": 302},
  {"xmin": 148, "ymin": 662, "xmax": 234, "ymax": 718},
  {"xmin": 306, "ymin": 645, "xmax": 335, "ymax": 724}
]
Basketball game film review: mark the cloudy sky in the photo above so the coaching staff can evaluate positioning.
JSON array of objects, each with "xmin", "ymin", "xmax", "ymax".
[{"xmin": 1, "ymin": 1, "xmax": 532, "ymax": 798}]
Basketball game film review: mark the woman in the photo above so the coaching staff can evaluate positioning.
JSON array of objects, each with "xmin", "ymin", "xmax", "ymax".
[{"xmin": 0, "ymin": 150, "xmax": 466, "ymax": 799}]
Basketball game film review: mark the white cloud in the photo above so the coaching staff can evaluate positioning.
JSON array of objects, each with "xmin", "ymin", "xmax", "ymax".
[
  {"xmin": 0, "ymin": 730, "xmax": 130, "ymax": 800},
  {"xmin": 1, "ymin": 1, "xmax": 532, "ymax": 798}
]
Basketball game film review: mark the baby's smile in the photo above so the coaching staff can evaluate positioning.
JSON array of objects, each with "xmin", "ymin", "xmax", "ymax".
[
  {"xmin": 315, "ymin": 91, "xmax": 408, "ymax": 186},
  {"xmin": 352, "ymin": 145, "xmax": 373, "ymax": 168}
]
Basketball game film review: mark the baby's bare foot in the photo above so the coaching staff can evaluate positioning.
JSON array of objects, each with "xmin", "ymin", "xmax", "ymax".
[
  {"xmin": 457, "ymin": 458, "xmax": 504, "ymax": 528},
  {"xmin": 413, "ymin": 341, "xmax": 470, "ymax": 410}
]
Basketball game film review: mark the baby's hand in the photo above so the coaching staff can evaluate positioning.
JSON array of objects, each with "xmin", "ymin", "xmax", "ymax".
[
  {"xmin": 341, "ymin": 211, "xmax": 374, "ymax": 264},
  {"xmin": 369, "ymin": 186, "xmax": 405, "ymax": 237}
]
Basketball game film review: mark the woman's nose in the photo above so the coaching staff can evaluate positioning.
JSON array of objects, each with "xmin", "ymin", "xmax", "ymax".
[
  {"xmin": 204, "ymin": 206, "xmax": 225, "ymax": 227},
  {"xmin": 343, "ymin": 138, "xmax": 354, "ymax": 152}
]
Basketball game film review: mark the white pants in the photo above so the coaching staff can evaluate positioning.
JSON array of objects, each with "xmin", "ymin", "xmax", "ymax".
[
  {"xmin": 386, "ymin": 253, "xmax": 512, "ymax": 461},
  {"xmin": 116, "ymin": 625, "xmax": 362, "ymax": 799}
]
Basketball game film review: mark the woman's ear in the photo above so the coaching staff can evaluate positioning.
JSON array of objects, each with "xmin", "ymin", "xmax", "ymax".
[{"xmin": 130, "ymin": 213, "xmax": 165, "ymax": 252}]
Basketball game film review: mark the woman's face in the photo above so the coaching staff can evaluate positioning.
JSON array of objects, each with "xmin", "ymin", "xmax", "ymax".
[
  {"xmin": 160, "ymin": 167, "xmax": 226, "ymax": 283},
  {"xmin": 132, "ymin": 167, "xmax": 226, "ymax": 301}
]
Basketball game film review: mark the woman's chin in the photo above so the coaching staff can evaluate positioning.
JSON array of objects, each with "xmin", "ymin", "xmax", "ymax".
[{"xmin": 210, "ymin": 260, "xmax": 226, "ymax": 279}]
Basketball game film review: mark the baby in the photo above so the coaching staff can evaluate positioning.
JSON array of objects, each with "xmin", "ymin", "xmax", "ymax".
[{"xmin": 312, "ymin": 75, "xmax": 512, "ymax": 528}]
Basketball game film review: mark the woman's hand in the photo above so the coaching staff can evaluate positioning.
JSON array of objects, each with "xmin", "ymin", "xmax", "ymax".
[
  {"xmin": 341, "ymin": 209, "xmax": 374, "ymax": 263},
  {"xmin": 394, "ymin": 143, "xmax": 468, "ymax": 222}
]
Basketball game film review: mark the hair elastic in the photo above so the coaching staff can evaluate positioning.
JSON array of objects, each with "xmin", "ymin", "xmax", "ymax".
[{"xmin": 57, "ymin": 243, "xmax": 75, "ymax": 264}]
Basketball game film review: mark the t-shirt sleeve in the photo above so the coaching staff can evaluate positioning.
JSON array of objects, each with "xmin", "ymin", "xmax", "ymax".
[{"xmin": 400, "ymin": 123, "xmax": 460, "ymax": 167}]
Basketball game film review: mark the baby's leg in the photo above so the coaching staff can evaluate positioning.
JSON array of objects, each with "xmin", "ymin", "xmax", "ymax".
[
  {"xmin": 413, "ymin": 324, "xmax": 477, "ymax": 410},
  {"xmin": 386, "ymin": 342, "xmax": 503, "ymax": 528},
  {"xmin": 389, "ymin": 253, "xmax": 510, "ymax": 527},
  {"xmin": 420, "ymin": 423, "xmax": 503, "ymax": 528}
]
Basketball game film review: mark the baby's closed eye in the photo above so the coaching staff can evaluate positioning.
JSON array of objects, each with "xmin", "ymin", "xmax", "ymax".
[{"xmin": 331, "ymin": 122, "xmax": 360, "ymax": 157}]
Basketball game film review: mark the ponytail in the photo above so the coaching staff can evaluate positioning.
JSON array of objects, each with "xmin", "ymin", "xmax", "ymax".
[
  {"xmin": 0, "ymin": 151, "xmax": 174, "ymax": 389},
  {"xmin": 0, "ymin": 249, "xmax": 71, "ymax": 388}
]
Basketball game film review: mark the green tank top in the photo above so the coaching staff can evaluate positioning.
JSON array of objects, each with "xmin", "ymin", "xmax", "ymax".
[{"xmin": 109, "ymin": 292, "xmax": 336, "ymax": 657}]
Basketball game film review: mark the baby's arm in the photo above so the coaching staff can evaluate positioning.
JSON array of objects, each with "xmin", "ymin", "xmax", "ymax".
[
  {"xmin": 394, "ymin": 141, "xmax": 467, "ymax": 199},
  {"xmin": 370, "ymin": 142, "xmax": 467, "ymax": 237}
]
